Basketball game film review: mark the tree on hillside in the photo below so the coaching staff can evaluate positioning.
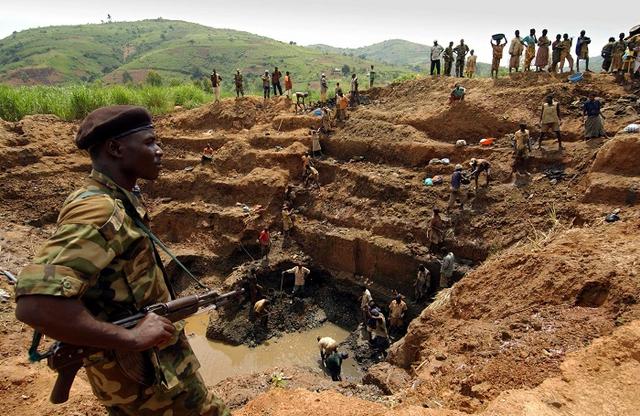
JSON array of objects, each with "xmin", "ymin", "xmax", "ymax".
[
  {"xmin": 341, "ymin": 64, "xmax": 351, "ymax": 77},
  {"xmin": 145, "ymin": 71, "xmax": 162, "ymax": 86},
  {"xmin": 122, "ymin": 71, "xmax": 133, "ymax": 84},
  {"xmin": 107, "ymin": 14, "xmax": 112, "ymax": 23},
  {"xmin": 189, "ymin": 65, "xmax": 205, "ymax": 80}
]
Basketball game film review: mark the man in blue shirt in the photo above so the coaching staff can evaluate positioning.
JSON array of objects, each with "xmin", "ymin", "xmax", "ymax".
[
  {"xmin": 449, "ymin": 83, "xmax": 466, "ymax": 104},
  {"xmin": 583, "ymin": 93, "xmax": 606, "ymax": 139},
  {"xmin": 447, "ymin": 164, "xmax": 467, "ymax": 211}
]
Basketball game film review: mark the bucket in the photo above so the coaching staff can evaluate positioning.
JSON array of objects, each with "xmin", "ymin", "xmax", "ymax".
[
  {"xmin": 492, "ymin": 33, "xmax": 506, "ymax": 42},
  {"xmin": 479, "ymin": 138, "xmax": 495, "ymax": 146}
]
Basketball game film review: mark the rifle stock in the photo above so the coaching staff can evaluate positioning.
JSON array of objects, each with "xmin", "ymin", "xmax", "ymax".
[{"xmin": 45, "ymin": 288, "xmax": 244, "ymax": 404}]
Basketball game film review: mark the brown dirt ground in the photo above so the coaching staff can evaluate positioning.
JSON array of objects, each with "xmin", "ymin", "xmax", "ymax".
[{"xmin": 1, "ymin": 73, "xmax": 640, "ymax": 415}]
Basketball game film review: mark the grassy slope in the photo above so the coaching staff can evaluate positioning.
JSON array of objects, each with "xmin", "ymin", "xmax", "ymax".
[
  {"xmin": 0, "ymin": 19, "xmax": 411, "ymax": 89},
  {"xmin": 309, "ymin": 39, "xmax": 430, "ymax": 70}
]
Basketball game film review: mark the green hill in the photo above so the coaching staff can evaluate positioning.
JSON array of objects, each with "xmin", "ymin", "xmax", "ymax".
[
  {"xmin": 309, "ymin": 39, "xmax": 431, "ymax": 71},
  {"xmin": 0, "ymin": 19, "xmax": 412, "ymax": 90},
  {"xmin": 309, "ymin": 39, "xmax": 494, "ymax": 76}
]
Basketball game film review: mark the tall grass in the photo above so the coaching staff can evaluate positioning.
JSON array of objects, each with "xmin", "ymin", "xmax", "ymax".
[{"xmin": 0, "ymin": 84, "xmax": 213, "ymax": 122}]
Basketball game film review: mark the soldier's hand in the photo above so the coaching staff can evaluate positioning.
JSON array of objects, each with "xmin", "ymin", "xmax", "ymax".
[{"xmin": 128, "ymin": 313, "xmax": 175, "ymax": 351}]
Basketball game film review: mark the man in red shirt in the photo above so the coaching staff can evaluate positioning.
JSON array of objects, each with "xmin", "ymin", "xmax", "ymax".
[
  {"xmin": 258, "ymin": 227, "xmax": 271, "ymax": 263},
  {"xmin": 284, "ymin": 71, "xmax": 293, "ymax": 98}
]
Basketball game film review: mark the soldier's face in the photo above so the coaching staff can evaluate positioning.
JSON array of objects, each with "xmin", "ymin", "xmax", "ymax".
[{"xmin": 119, "ymin": 130, "xmax": 163, "ymax": 180}]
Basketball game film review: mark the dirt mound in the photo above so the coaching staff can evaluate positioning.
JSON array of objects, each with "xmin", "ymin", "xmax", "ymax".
[
  {"xmin": 479, "ymin": 320, "xmax": 640, "ymax": 416},
  {"xmin": 207, "ymin": 282, "xmax": 359, "ymax": 346},
  {"xmin": 589, "ymin": 132, "xmax": 640, "ymax": 176},
  {"xmin": 583, "ymin": 132, "xmax": 640, "ymax": 205},
  {"xmin": 401, "ymin": 102, "xmax": 517, "ymax": 143},
  {"xmin": 386, "ymin": 217, "xmax": 640, "ymax": 412},
  {"xmin": 271, "ymin": 114, "xmax": 321, "ymax": 131},
  {"xmin": 163, "ymin": 96, "xmax": 292, "ymax": 131},
  {"xmin": 0, "ymin": 115, "xmax": 77, "ymax": 170}
]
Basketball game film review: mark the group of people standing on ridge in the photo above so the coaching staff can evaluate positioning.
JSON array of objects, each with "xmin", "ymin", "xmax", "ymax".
[
  {"xmin": 208, "ymin": 65, "xmax": 374, "ymax": 109},
  {"xmin": 429, "ymin": 40, "xmax": 478, "ymax": 78},
  {"xmin": 429, "ymin": 28, "xmax": 639, "ymax": 79}
]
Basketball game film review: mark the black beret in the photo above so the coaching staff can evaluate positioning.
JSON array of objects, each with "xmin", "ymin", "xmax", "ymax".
[{"xmin": 75, "ymin": 105, "xmax": 153, "ymax": 150}]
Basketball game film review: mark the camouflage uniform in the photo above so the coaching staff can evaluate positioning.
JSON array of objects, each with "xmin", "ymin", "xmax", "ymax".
[
  {"xmin": 443, "ymin": 46, "xmax": 455, "ymax": 76},
  {"xmin": 453, "ymin": 44, "xmax": 469, "ymax": 77},
  {"xmin": 16, "ymin": 169, "xmax": 228, "ymax": 416},
  {"xmin": 234, "ymin": 73, "xmax": 244, "ymax": 97}
]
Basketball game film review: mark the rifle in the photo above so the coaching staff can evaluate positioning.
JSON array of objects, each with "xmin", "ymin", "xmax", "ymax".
[{"xmin": 32, "ymin": 288, "xmax": 244, "ymax": 404}]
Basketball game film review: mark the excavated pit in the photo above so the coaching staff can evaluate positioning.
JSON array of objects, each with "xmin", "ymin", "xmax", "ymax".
[
  {"xmin": 3, "ymin": 76, "xmax": 640, "ymax": 416},
  {"xmin": 205, "ymin": 264, "xmax": 363, "ymax": 346}
]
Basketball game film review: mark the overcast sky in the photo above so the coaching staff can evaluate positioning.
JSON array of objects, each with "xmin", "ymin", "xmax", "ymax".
[{"xmin": 1, "ymin": 0, "xmax": 637, "ymax": 63}]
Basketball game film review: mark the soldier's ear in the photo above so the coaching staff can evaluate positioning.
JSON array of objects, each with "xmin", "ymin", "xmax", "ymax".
[{"xmin": 105, "ymin": 139, "xmax": 124, "ymax": 159}]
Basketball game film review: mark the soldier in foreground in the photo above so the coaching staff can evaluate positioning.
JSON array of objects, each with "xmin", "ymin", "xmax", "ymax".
[{"xmin": 14, "ymin": 105, "xmax": 228, "ymax": 416}]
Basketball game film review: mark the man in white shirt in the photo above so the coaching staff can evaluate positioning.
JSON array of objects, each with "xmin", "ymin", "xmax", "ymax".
[
  {"xmin": 317, "ymin": 336, "xmax": 338, "ymax": 361},
  {"xmin": 360, "ymin": 285, "xmax": 373, "ymax": 324},
  {"xmin": 430, "ymin": 40, "xmax": 445, "ymax": 76},
  {"xmin": 282, "ymin": 263, "xmax": 310, "ymax": 297}
]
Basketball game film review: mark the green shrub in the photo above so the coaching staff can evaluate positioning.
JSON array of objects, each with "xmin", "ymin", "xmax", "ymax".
[
  {"xmin": 0, "ymin": 85, "xmax": 22, "ymax": 121},
  {"xmin": 140, "ymin": 86, "xmax": 171, "ymax": 114},
  {"xmin": 108, "ymin": 85, "xmax": 138, "ymax": 105},
  {"xmin": 392, "ymin": 73, "xmax": 421, "ymax": 84},
  {"xmin": 0, "ymin": 83, "xmax": 213, "ymax": 121},
  {"xmin": 173, "ymin": 85, "xmax": 206, "ymax": 107},
  {"xmin": 69, "ymin": 85, "xmax": 107, "ymax": 119}
]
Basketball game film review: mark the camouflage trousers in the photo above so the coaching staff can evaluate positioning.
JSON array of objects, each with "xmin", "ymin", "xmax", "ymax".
[{"xmin": 86, "ymin": 364, "xmax": 229, "ymax": 416}]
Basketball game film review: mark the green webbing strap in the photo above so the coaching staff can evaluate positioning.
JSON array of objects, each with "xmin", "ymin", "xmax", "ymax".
[
  {"xmin": 129, "ymin": 216, "xmax": 208, "ymax": 291},
  {"xmin": 28, "ymin": 331, "xmax": 47, "ymax": 362}
]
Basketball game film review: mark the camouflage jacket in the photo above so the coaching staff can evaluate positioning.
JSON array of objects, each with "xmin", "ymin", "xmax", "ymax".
[
  {"xmin": 454, "ymin": 44, "xmax": 469, "ymax": 60},
  {"xmin": 16, "ymin": 169, "xmax": 200, "ymax": 397},
  {"xmin": 443, "ymin": 47, "xmax": 454, "ymax": 62}
]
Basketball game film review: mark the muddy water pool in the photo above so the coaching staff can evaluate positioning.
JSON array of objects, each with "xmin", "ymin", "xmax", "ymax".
[{"xmin": 185, "ymin": 313, "xmax": 362, "ymax": 384}]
